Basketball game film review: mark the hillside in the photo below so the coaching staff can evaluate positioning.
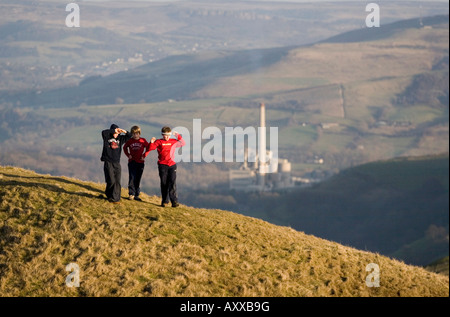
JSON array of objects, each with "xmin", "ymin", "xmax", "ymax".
[
  {"xmin": 426, "ymin": 256, "xmax": 449, "ymax": 276},
  {"xmin": 5, "ymin": 14, "xmax": 448, "ymax": 108},
  {"xmin": 0, "ymin": 166, "xmax": 448, "ymax": 297},
  {"xmin": 321, "ymin": 14, "xmax": 450, "ymax": 44},
  {"xmin": 1, "ymin": 0, "xmax": 447, "ymax": 93}
]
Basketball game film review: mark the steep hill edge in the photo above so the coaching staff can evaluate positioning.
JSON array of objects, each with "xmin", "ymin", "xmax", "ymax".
[{"xmin": 0, "ymin": 166, "xmax": 448, "ymax": 297}]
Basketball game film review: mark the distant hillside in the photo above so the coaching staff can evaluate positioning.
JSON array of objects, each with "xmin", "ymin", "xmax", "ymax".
[
  {"xmin": 321, "ymin": 14, "xmax": 449, "ymax": 43},
  {"xmin": 2, "ymin": 0, "xmax": 447, "ymax": 93},
  {"xmin": 3, "ymin": 14, "xmax": 448, "ymax": 109},
  {"xmin": 5, "ymin": 47, "xmax": 291, "ymax": 108},
  {"xmin": 0, "ymin": 166, "xmax": 448, "ymax": 297}
]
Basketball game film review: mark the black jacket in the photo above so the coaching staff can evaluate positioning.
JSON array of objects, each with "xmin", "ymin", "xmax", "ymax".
[{"xmin": 100, "ymin": 128, "xmax": 132, "ymax": 163}]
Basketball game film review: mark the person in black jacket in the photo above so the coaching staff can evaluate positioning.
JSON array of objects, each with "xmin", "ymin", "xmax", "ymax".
[{"xmin": 101, "ymin": 124, "xmax": 132, "ymax": 204}]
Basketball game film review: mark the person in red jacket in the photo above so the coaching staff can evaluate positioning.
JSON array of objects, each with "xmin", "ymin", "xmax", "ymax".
[
  {"xmin": 123, "ymin": 126, "xmax": 149, "ymax": 201},
  {"xmin": 148, "ymin": 126, "xmax": 185, "ymax": 207}
]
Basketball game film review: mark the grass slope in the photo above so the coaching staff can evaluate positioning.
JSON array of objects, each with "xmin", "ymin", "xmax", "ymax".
[
  {"xmin": 426, "ymin": 256, "xmax": 449, "ymax": 276},
  {"xmin": 0, "ymin": 166, "xmax": 448, "ymax": 297}
]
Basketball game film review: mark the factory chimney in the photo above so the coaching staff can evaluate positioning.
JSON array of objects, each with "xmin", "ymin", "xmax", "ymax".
[{"xmin": 258, "ymin": 103, "xmax": 267, "ymax": 185}]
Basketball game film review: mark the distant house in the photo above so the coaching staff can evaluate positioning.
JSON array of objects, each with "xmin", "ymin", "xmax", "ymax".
[{"xmin": 321, "ymin": 123, "xmax": 339, "ymax": 129}]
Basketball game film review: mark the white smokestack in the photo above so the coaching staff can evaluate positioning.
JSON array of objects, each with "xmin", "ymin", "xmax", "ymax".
[
  {"xmin": 259, "ymin": 102, "xmax": 267, "ymax": 174},
  {"xmin": 260, "ymin": 102, "xmax": 266, "ymax": 128}
]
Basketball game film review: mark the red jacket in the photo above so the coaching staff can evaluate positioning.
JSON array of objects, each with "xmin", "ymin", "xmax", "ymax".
[
  {"xmin": 148, "ymin": 134, "xmax": 185, "ymax": 166},
  {"xmin": 123, "ymin": 138, "xmax": 149, "ymax": 164}
]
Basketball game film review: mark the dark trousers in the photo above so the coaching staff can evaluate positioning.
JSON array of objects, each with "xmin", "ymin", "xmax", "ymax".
[
  {"xmin": 128, "ymin": 161, "xmax": 145, "ymax": 197},
  {"xmin": 158, "ymin": 164, "xmax": 177, "ymax": 204},
  {"xmin": 104, "ymin": 161, "xmax": 122, "ymax": 202}
]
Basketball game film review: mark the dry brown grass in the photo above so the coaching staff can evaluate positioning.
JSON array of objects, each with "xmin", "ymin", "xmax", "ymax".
[{"xmin": 0, "ymin": 166, "xmax": 448, "ymax": 297}]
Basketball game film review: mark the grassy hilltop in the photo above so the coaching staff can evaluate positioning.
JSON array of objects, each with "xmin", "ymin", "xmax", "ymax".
[{"xmin": 0, "ymin": 166, "xmax": 448, "ymax": 297}]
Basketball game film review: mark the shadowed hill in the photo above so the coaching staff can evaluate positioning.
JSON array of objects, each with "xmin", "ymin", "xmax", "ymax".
[
  {"xmin": 0, "ymin": 166, "xmax": 448, "ymax": 297},
  {"xmin": 321, "ymin": 14, "xmax": 449, "ymax": 44},
  {"xmin": 6, "ymin": 47, "xmax": 291, "ymax": 108}
]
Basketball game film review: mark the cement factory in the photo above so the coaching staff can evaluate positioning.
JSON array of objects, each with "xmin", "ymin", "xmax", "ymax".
[{"xmin": 229, "ymin": 103, "xmax": 299, "ymax": 192}]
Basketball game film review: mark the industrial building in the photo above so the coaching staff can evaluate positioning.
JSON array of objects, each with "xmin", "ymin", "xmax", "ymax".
[{"xmin": 229, "ymin": 103, "xmax": 296, "ymax": 192}]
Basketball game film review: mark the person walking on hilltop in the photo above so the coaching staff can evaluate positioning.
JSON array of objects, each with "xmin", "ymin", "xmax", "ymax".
[
  {"xmin": 100, "ymin": 124, "xmax": 132, "ymax": 204},
  {"xmin": 123, "ymin": 125, "xmax": 149, "ymax": 201},
  {"xmin": 148, "ymin": 126, "xmax": 185, "ymax": 208}
]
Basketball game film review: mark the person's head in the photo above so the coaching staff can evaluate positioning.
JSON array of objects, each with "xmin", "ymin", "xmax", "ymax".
[
  {"xmin": 130, "ymin": 125, "xmax": 141, "ymax": 140},
  {"xmin": 161, "ymin": 126, "xmax": 172, "ymax": 141},
  {"xmin": 110, "ymin": 124, "xmax": 119, "ymax": 138}
]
